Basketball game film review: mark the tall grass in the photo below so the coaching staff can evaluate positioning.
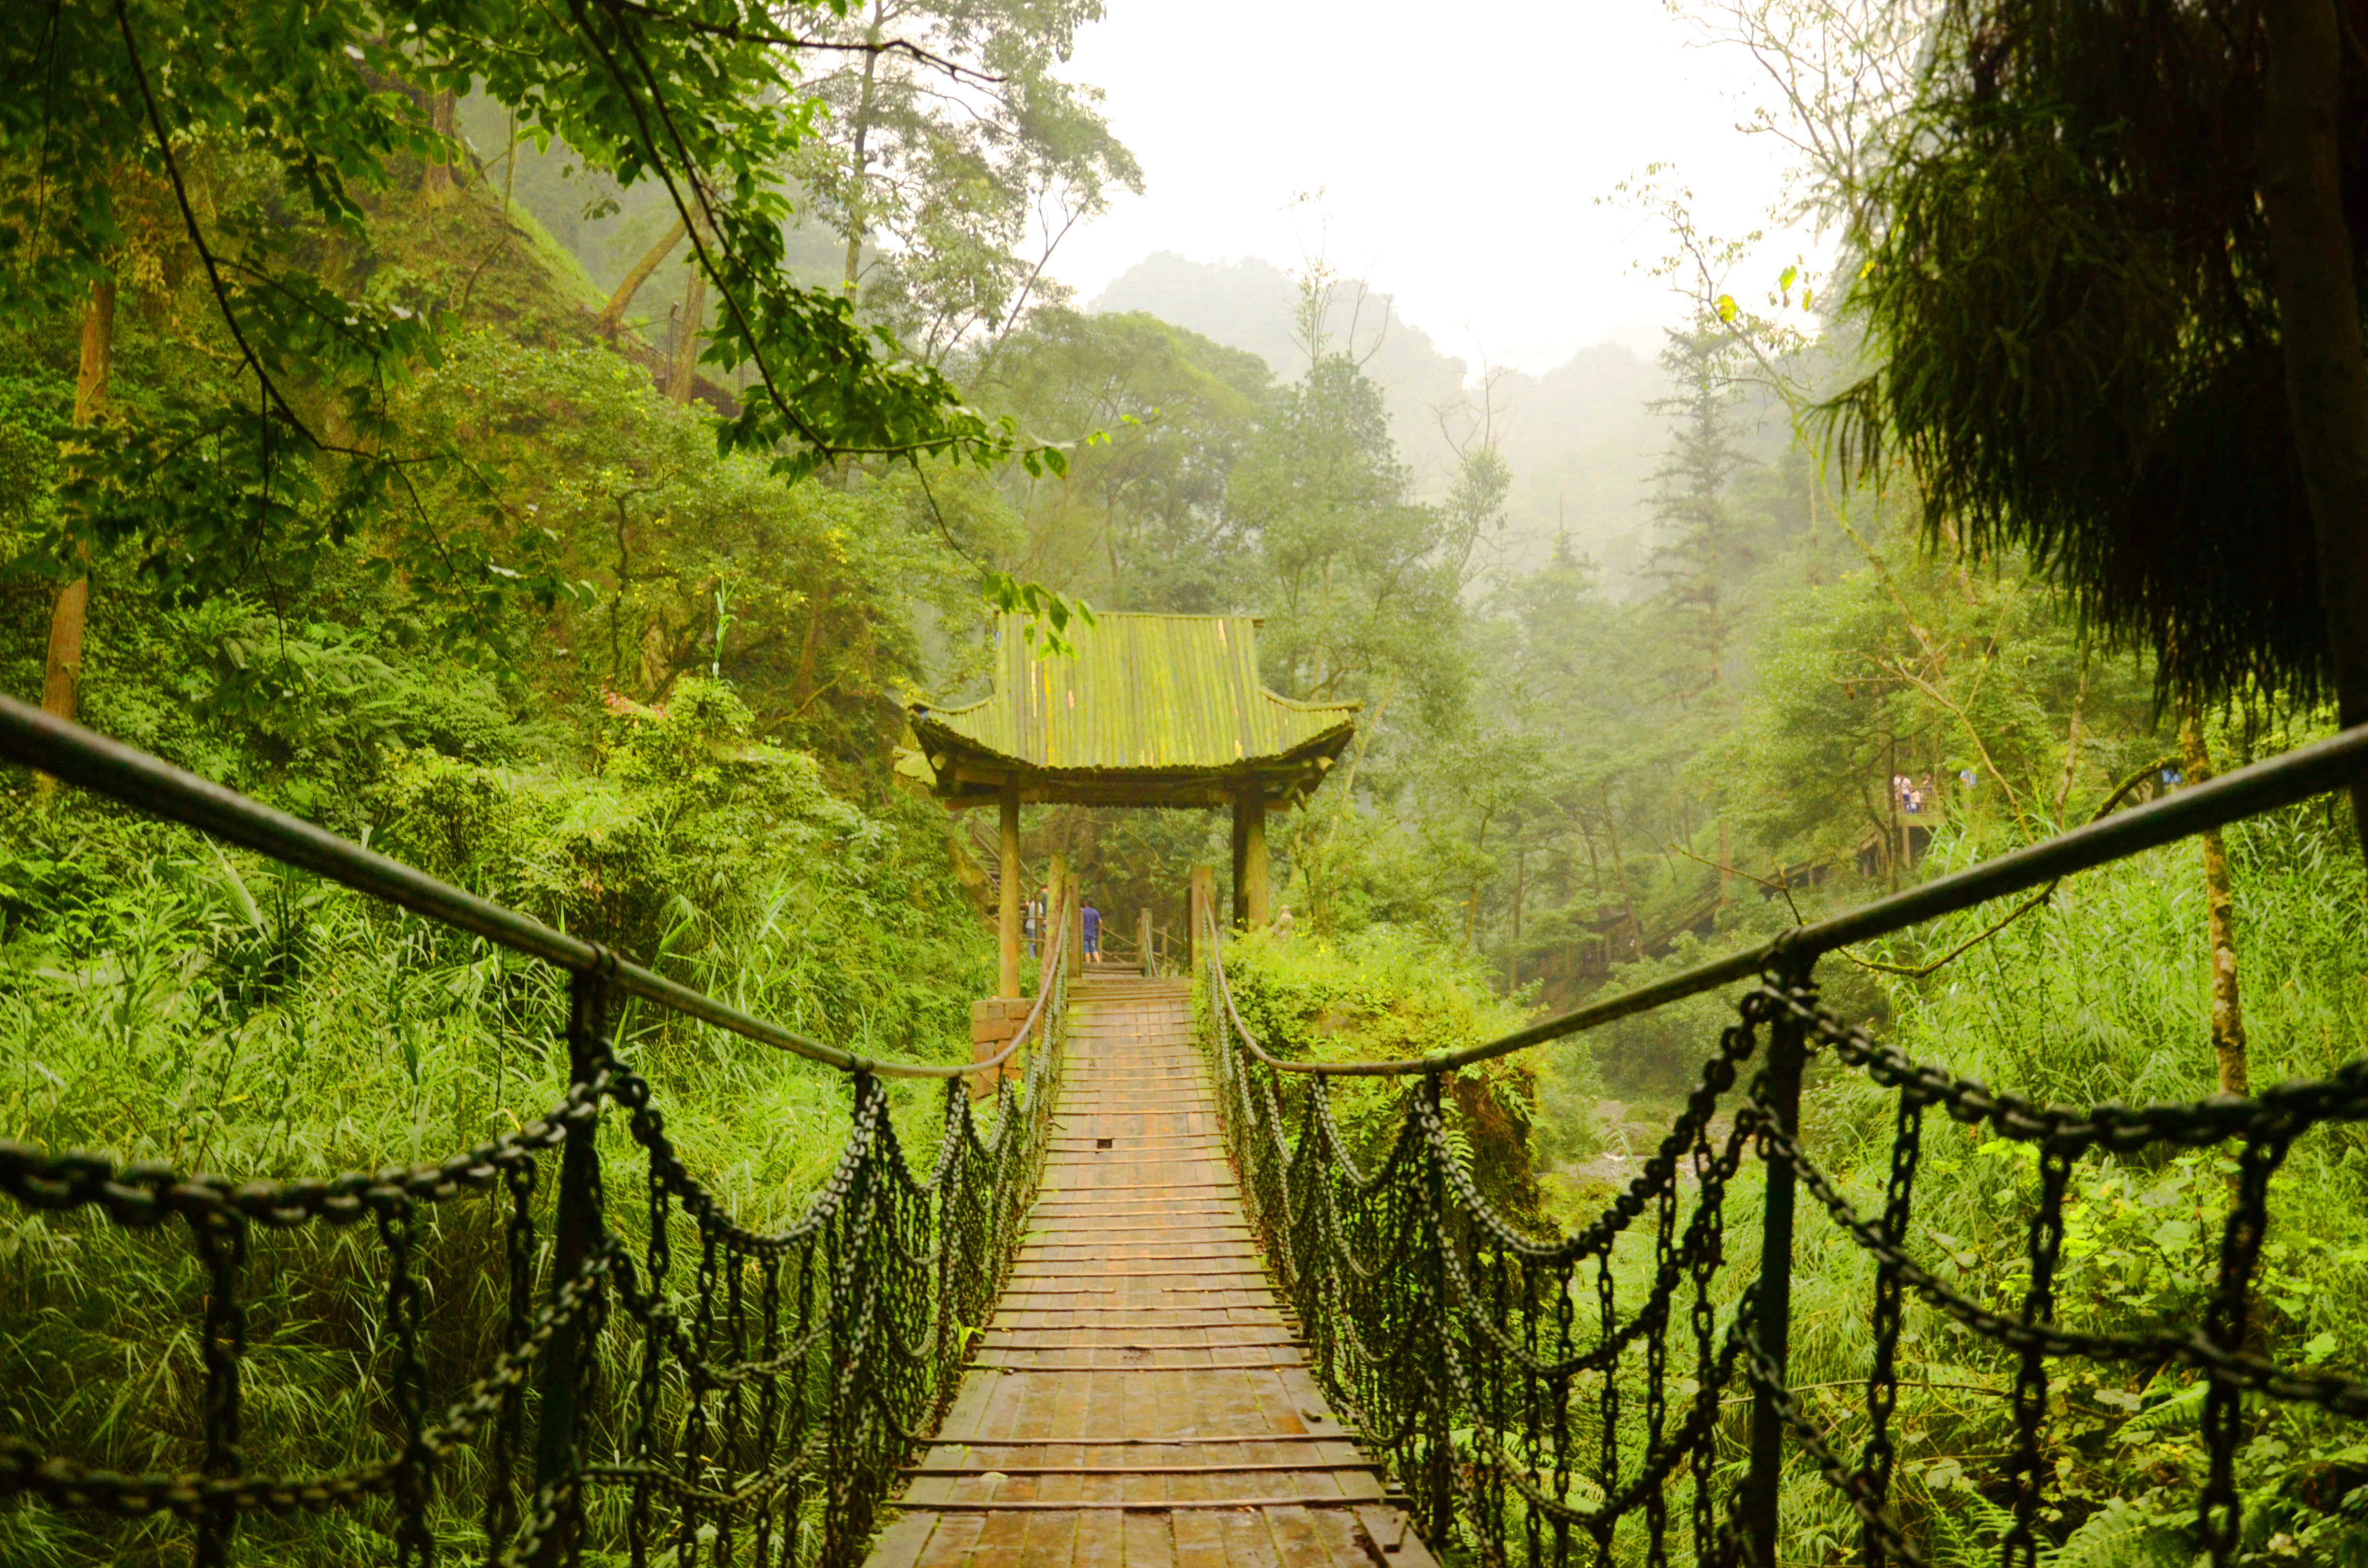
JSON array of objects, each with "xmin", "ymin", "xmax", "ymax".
[
  {"xmin": 1726, "ymin": 804, "xmax": 2368, "ymax": 1566},
  {"xmin": 0, "ymin": 716, "xmax": 998, "ymax": 1563},
  {"xmin": 1481, "ymin": 801, "xmax": 2368, "ymax": 1565}
]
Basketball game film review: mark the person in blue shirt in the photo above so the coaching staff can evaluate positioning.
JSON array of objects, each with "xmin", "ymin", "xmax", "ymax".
[{"xmin": 1082, "ymin": 899, "xmax": 1101, "ymax": 963}]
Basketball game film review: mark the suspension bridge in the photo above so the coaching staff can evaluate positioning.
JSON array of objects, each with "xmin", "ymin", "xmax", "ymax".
[{"xmin": 6, "ymin": 612, "xmax": 2368, "ymax": 1568}]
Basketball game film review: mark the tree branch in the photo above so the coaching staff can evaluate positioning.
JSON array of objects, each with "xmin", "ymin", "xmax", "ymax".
[{"xmin": 603, "ymin": 0, "xmax": 999, "ymax": 86}]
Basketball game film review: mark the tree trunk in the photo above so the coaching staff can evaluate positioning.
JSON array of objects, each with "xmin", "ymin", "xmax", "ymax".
[
  {"xmin": 842, "ymin": 4, "xmax": 886, "ymax": 296},
  {"xmin": 792, "ymin": 580, "xmax": 835, "ymax": 708},
  {"xmin": 669, "ymin": 259, "xmax": 706, "ymax": 403},
  {"xmin": 1602, "ymin": 804, "xmax": 1643, "ymax": 957},
  {"xmin": 2259, "ymin": 0, "xmax": 2368, "ymax": 851},
  {"xmin": 2181, "ymin": 714, "xmax": 2248, "ymax": 1096},
  {"xmin": 1717, "ymin": 818, "xmax": 1733, "ymax": 912},
  {"xmin": 421, "ymin": 90, "xmax": 459, "ymax": 202},
  {"xmin": 40, "ymin": 280, "xmax": 115, "ymax": 743},
  {"xmin": 596, "ymin": 220, "xmax": 688, "ymax": 338}
]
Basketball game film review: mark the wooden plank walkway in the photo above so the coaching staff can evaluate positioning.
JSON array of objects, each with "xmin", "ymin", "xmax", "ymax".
[{"xmin": 863, "ymin": 971, "xmax": 1437, "ymax": 1568}]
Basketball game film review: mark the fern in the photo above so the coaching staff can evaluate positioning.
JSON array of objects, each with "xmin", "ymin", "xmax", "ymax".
[
  {"xmin": 1930, "ymin": 1490, "xmax": 2015, "ymax": 1568},
  {"xmin": 2050, "ymin": 1499, "xmax": 2189, "ymax": 1568},
  {"xmin": 2119, "ymin": 1382, "xmax": 2210, "ymax": 1436}
]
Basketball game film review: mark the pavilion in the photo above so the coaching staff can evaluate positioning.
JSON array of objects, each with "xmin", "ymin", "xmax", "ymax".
[{"xmin": 904, "ymin": 611, "xmax": 1358, "ymax": 1001}]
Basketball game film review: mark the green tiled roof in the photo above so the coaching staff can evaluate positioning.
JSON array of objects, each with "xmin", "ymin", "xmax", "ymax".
[{"xmin": 909, "ymin": 613, "xmax": 1356, "ymax": 797}]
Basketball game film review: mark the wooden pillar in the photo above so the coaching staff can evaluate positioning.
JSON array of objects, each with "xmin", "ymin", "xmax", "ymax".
[
  {"xmin": 1243, "ymin": 789, "xmax": 1270, "ymax": 931},
  {"xmin": 1230, "ymin": 793, "xmax": 1249, "ymax": 929},
  {"xmin": 1035, "ymin": 878, "xmax": 1063, "ymax": 993},
  {"xmin": 998, "ymin": 780, "xmax": 1022, "ymax": 998},
  {"xmin": 1188, "ymin": 864, "xmax": 1216, "ymax": 971},
  {"xmin": 1048, "ymin": 851, "xmax": 1067, "ymax": 961},
  {"xmin": 1065, "ymin": 871, "xmax": 1085, "ymax": 968},
  {"xmin": 978, "ymin": 782, "xmax": 1032, "ymax": 1091},
  {"xmin": 1138, "ymin": 907, "xmax": 1154, "ymax": 975}
]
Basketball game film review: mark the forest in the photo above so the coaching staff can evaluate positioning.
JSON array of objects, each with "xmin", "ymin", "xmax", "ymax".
[{"xmin": 4, "ymin": 0, "xmax": 2368, "ymax": 1564}]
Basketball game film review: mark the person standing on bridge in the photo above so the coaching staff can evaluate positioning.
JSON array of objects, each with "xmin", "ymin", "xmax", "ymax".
[{"xmin": 1082, "ymin": 898, "xmax": 1101, "ymax": 963}]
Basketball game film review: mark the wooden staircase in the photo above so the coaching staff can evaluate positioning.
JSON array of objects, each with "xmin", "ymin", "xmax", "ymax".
[{"xmin": 863, "ymin": 972, "xmax": 1437, "ymax": 1568}]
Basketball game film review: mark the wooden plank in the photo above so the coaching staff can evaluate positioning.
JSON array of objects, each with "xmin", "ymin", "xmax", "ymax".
[
  {"xmin": 861, "ymin": 975, "xmax": 1434, "ymax": 1568},
  {"xmin": 1016, "ymin": 1507, "xmax": 1079, "ymax": 1568},
  {"xmin": 886, "ymin": 1498, "xmax": 1379, "ymax": 1513},
  {"xmin": 913, "ymin": 1511, "xmax": 987, "ymax": 1568},
  {"xmin": 905, "ymin": 1462, "xmax": 1380, "ymax": 1478},
  {"xmin": 864, "ymin": 1510, "xmax": 943, "ymax": 1568},
  {"xmin": 1073, "ymin": 1484, "xmax": 1125, "ymax": 1568},
  {"xmin": 1218, "ymin": 1504, "xmax": 1287, "ymax": 1568},
  {"xmin": 910, "ymin": 1435, "xmax": 1344, "ymax": 1448},
  {"xmin": 968, "ymin": 1360, "xmax": 1297, "ymax": 1374},
  {"xmin": 1122, "ymin": 1509, "xmax": 1179, "ymax": 1568},
  {"xmin": 1350, "ymin": 1507, "xmax": 1440, "ymax": 1568},
  {"xmin": 1168, "ymin": 1509, "xmax": 1227, "ymax": 1568}
]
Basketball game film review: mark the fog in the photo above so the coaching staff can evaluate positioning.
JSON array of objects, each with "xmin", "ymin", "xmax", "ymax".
[{"xmin": 1051, "ymin": 0, "xmax": 1810, "ymax": 371}]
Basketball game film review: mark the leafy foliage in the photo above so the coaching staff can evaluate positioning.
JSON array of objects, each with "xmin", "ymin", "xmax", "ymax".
[
  {"xmin": 2, "ymin": 0, "xmax": 1068, "ymax": 651},
  {"xmin": 1825, "ymin": 0, "xmax": 2364, "ymax": 706}
]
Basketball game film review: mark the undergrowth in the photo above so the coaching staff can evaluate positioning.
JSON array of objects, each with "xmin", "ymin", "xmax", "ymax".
[
  {"xmin": 1205, "ymin": 923, "xmax": 1585, "ymax": 1231},
  {"xmin": 0, "ymin": 680, "xmax": 998, "ymax": 1566},
  {"xmin": 1532, "ymin": 801, "xmax": 2368, "ymax": 1566}
]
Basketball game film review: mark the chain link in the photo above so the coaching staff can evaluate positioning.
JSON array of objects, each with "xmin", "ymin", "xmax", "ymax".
[
  {"xmin": 0, "ymin": 942, "xmax": 1073, "ymax": 1566},
  {"xmin": 1200, "ymin": 943, "xmax": 2368, "ymax": 1568}
]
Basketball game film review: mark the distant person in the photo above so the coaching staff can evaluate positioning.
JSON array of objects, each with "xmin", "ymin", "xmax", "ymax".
[
  {"xmin": 1270, "ymin": 904, "xmax": 1295, "ymax": 937},
  {"xmin": 1960, "ymin": 768, "xmax": 1977, "ymax": 791},
  {"xmin": 1024, "ymin": 886, "xmax": 1046, "ymax": 958},
  {"xmin": 1906, "ymin": 787, "xmax": 1924, "ymax": 815},
  {"xmin": 1082, "ymin": 899, "xmax": 1101, "ymax": 963}
]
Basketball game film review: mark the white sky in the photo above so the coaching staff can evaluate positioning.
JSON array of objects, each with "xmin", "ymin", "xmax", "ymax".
[{"xmin": 1050, "ymin": 0, "xmax": 1810, "ymax": 374}]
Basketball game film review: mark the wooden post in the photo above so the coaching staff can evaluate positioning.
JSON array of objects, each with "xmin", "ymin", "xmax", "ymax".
[
  {"xmin": 535, "ymin": 968, "xmax": 610, "ymax": 1563},
  {"xmin": 1065, "ymin": 872, "xmax": 1085, "ymax": 968},
  {"xmin": 1743, "ymin": 961, "xmax": 1816, "ymax": 1562},
  {"xmin": 1188, "ymin": 864, "xmax": 1216, "ymax": 972},
  {"xmin": 1035, "ymin": 879, "xmax": 1064, "ymax": 994},
  {"xmin": 1243, "ymin": 788, "xmax": 1270, "ymax": 931},
  {"xmin": 1137, "ymin": 907, "xmax": 1154, "ymax": 975},
  {"xmin": 998, "ymin": 780, "xmax": 1022, "ymax": 998},
  {"xmin": 1048, "ymin": 851, "xmax": 1068, "ymax": 966},
  {"xmin": 1230, "ymin": 793, "xmax": 1249, "ymax": 929}
]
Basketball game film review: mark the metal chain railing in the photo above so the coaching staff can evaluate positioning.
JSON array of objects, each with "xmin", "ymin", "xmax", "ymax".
[
  {"xmin": 1196, "ymin": 721, "xmax": 2368, "ymax": 1568},
  {"xmin": 0, "ymin": 698, "xmax": 1072, "ymax": 1566}
]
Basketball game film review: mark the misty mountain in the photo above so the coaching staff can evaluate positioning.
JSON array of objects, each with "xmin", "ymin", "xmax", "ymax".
[
  {"xmin": 1089, "ymin": 253, "xmax": 1666, "ymax": 582},
  {"xmin": 1091, "ymin": 253, "xmax": 1467, "ymax": 479}
]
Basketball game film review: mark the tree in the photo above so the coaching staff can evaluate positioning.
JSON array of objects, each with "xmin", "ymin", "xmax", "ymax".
[
  {"xmin": 1826, "ymin": 0, "xmax": 2368, "ymax": 837},
  {"xmin": 1643, "ymin": 325, "xmax": 1757, "ymax": 698},
  {"xmin": 1232, "ymin": 354, "xmax": 1461, "ymax": 721},
  {"xmin": 791, "ymin": 0, "xmax": 1142, "ymax": 362},
  {"xmin": 36, "ymin": 283, "xmax": 114, "ymax": 733},
  {"xmin": 2, "ymin": 0, "xmax": 1061, "ymax": 680},
  {"xmin": 973, "ymin": 309, "xmax": 1271, "ymax": 611}
]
